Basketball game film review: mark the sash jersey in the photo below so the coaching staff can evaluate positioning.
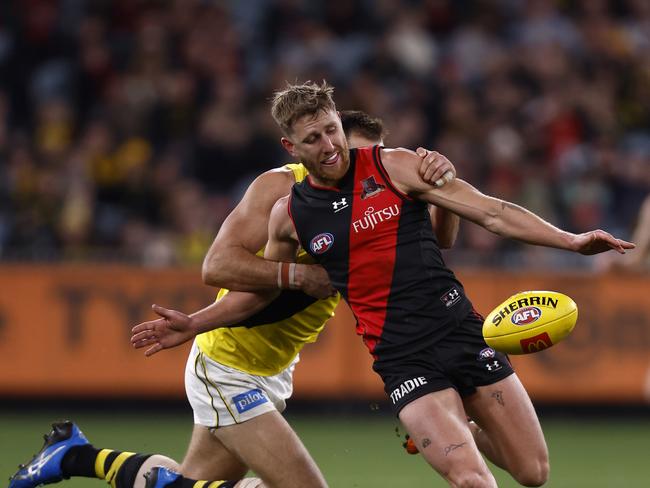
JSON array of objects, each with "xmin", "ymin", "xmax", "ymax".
[{"xmin": 289, "ymin": 146, "xmax": 472, "ymax": 362}]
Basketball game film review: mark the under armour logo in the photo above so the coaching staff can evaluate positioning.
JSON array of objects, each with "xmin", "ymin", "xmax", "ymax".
[
  {"xmin": 485, "ymin": 360, "xmax": 501, "ymax": 372},
  {"xmin": 440, "ymin": 287, "xmax": 462, "ymax": 308},
  {"xmin": 332, "ymin": 198, "xmax": 348, "ymax": 212}
]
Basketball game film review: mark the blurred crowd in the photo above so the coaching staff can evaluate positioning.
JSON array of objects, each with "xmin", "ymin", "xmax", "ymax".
[{"xmin": 0, "ymin": 0, "xmax": 648, "ymax": 268}]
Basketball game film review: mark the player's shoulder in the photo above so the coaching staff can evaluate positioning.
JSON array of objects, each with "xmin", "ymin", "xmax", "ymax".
[
  {"xmin": 245, "ymin": 164, "xmax": 298, "ymax": 201},
  {"xmin": 378, "ymin": 147, "xmax": 422, "ymax": 180},
  {"xmin": 380, "ymin": 147, "xmax": 420, "ymax": 164}
]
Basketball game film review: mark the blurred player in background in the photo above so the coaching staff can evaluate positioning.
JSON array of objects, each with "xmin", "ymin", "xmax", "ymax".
[
  {"xmin": 599, "ymin": 194, "xmax": 650, "ymax": 272},
  {"xmin": 134, "ymin": 81, "xmax": 635, "ymax": 488},
  {"xmin": 10, "ymin": 111, "xmax": 458, "ymax": 488}
]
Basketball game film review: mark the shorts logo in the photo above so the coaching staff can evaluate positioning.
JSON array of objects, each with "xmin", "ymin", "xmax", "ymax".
[
  {"xmin": 389, "ymin": 376, "xmax": 428, "ymax": 404},
  {"xmin": 310, "ymin": 233, "xmax": 334, "ymax": 254},
  {"xmin": 232, "ymin": 388, "xmax": 268, "ymax": 414},
  {"xmin": 511, "ymin": 306, "xmax": 541, "ymax": 326},
  {"xmin": 520, "ymin": 332, "xmax": 553, "ymax": 353},
  {"xmin": 440, "ymin": 287, "xmax": 462, "ymax": 308},
  {"xmin": 477, "ymin": 347, "xmax": 496, "ymax": 361}
]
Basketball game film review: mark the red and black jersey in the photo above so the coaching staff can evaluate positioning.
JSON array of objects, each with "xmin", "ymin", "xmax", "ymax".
[{"xmin": 289, "ymin": 146, "xmax": 473, "ymax": 361}]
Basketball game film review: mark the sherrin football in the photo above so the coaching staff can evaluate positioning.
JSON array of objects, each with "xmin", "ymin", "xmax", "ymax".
[{"xmin": 482, "ymin": 291, "xmax": 578, "ymax": 354}]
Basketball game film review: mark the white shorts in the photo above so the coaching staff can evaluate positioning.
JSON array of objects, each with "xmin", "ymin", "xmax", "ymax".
[{"xmin": 185, "ymin": 342, "xmax": 298, "ymax": 428}]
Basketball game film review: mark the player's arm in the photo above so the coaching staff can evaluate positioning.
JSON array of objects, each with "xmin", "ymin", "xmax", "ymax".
[
  {"xmin": 131, "ymin": 293, "xmax": 272, "ymax": 356},
  {"xmin": 416, "ymin": 147, "xmax": 460, "ymax": 249},
  {"xmin": 382, "ymin": 148, "xmax": 635, "ymax": 255},
  {"xmin": 201, "ymin": 168, "xmax": 331, "ymax": 298},
  {"xmin": 131, "ymin": 198, "xmax": 310, "ymax": 356}
]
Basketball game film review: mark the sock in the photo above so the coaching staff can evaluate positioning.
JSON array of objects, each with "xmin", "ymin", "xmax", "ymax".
[
  {"xmin": 62, "ymin": 445, "xmax": 152, "ymax": 488},
  {"xmin": 164, "ymin": 476, "xmax": 237, "ymax": 488}
]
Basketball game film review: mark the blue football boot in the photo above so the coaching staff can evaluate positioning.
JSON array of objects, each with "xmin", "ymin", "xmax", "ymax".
[
  {"xmin": 9, "ymin": 421, "xmax": 89, "ymax": 488},
  {"xmin": 144, "ymin": 467, "xmax": 181, "ymax": 488}
]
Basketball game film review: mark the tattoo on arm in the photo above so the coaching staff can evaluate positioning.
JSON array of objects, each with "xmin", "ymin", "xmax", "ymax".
[
  {"xmin": 422, "ymin": 438, "xmax": 431, "ymax": 449},
  {"xmin": 492, "ymin": 390, "xmax": 504, "ymax": 406},
  {"xmin": 500, "ymin": 201, "xmax": 526, "ymax": 214},
  {"xmin": 444, "ymin": 442, "xmax": 467, "ymax": 456}
]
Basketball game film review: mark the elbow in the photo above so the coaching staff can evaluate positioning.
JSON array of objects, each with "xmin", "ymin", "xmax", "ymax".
[
  {"xmin": 201, "ymin": 260, "xmax": 217, "ymax": 286},
  {"xmin": 481, "ymin": 207, "xmax": 504, "ymax": 236},
  {"xmin": 202, "ymin": 251, "xmax": 225, "ymax": 287}
]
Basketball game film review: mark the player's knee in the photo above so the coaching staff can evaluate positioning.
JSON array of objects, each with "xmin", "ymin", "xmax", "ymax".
[{"xmin": 511, "ymin": 455, "xmax": 549, "ymax": 487}]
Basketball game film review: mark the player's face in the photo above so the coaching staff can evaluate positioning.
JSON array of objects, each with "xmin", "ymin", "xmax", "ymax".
[{"xmin": 281, "ymin": 109, "xmax": 350, "ymax": 186}]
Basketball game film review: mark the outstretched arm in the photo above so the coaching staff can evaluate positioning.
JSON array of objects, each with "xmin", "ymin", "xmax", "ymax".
[
  {"xmin": 131, "ymin": 294, "xmax": 272, "ymax": 356},
  {"xmin": 382, "ymin": 148, "xmax": 635, "ymax": 255}
]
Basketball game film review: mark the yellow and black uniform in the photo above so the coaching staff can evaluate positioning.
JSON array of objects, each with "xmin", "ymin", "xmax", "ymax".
[{"xmin": 195, "ymin": 163, "xmax": 340, "ymax": 375}]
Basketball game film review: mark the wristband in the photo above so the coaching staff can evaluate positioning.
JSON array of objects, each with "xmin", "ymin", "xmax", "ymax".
[{"xmin": 277, "ymin": 262, "xmax": 298, "ymax": 289}]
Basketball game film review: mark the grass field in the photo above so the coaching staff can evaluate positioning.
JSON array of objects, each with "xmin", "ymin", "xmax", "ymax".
[{"xmin": 2, "ymin": 409, "xmax": 649, "ymax": 487}]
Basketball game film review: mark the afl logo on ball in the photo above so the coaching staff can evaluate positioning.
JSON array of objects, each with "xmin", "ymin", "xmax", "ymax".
[
  {"xmin": 310, "ymin": 233, "xmax": 334, "ymax": 254},
  {"xmin": 511, "ymin": 306, "xmax": 541, "ymax": 326}
]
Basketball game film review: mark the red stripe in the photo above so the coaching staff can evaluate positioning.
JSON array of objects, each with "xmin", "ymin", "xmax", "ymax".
[{"xmin": 347, "ymin": 149, "xmax": 401, "ymax": 356}]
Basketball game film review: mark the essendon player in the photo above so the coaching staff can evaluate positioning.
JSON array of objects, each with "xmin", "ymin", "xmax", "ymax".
[
  {"xmin": 258, "ymin": 81, "xmax": 633, "ymax": 488},
  {"xmin": 124, "ymin": 84, "xmax": 632, "ymax": 488}
]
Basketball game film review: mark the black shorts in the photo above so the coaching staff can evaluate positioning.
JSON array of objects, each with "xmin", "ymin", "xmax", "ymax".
[{"xmin": 373, "ymin": 311, "xmax": 515, "ymax": 415}]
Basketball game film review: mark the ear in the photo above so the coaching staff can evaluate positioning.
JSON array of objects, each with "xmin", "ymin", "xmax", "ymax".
[{"xmin": 281, "ymin": 137, "xmax": 297, "ymax": 157}]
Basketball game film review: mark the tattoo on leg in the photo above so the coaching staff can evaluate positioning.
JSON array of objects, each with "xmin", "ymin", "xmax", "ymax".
[
  {"xmin": 444, "ymin": 442, "xmax": 467, "ymax": 456},
  {"xmin": 492, "ymin": 390, "xmax": 504, "ymax": 406},
  {"xmin": 422, "ymin": 438, "xmax": 431, "ymax": 449}
]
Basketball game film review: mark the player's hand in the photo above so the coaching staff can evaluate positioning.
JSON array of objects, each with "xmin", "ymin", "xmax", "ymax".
[
  {"xmin": 416, "ymin": 148, "xmax": 455, "ymax": 187},
  {"xmin": 131, "ymin": 304, "xmax": 197, "ymax": 356},
  {"xmin": 572, "ymin": 230, "xmax": 635, "ymax": 255},
  {"xmin": 295, "ymin": 264, "xmax": 337, "ymax": 299}
]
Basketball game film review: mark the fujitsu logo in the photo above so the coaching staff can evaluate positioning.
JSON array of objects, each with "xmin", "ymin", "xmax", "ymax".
[{"xmin": 352, "ymin": 205, "xmax": 400, "ymax": 233}]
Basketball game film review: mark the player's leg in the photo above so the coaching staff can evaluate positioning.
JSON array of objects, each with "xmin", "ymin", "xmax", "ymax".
[
  {"xmin": 210, "ymin": 410, "xmax": 327, "ymax": 488},
  {"xmin": 178, "ymin": 424, "xmax": 248, "ymax": 480},
  {"xmin": 399, "ymin": 389, "xmax": 497, "ymax": 488},
  {"xmin": 184, "ymin": 346, "xmax": 326, "ymax": 487},
  {"xmin": 463, "ymin": 374, "xmax": 549, "ymax": 487},
  {"xmin": 9, "ymin": 421, "xmax": 179, "ymax": 488}
]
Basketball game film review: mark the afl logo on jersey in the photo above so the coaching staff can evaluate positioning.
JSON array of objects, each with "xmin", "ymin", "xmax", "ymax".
[{"xmin": 310, "ymin": 233, "xmax": 334, "ymax": 254}]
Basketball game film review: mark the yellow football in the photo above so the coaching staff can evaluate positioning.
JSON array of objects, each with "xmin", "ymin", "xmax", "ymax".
[{"xmin": 482, "ymin": 290, "xmax": 578, "ymax": 354}]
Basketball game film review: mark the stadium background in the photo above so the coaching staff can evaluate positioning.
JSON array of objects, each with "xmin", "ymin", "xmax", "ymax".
[{"xmin": 1, "ymin": 0, "xmax": 649, "ymax": 486}]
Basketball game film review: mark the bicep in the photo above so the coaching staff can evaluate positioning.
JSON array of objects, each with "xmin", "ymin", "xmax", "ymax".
[
  {"xmin": 382, "ymin": 149, "xmax": 501, "ymax": 229},
  {"xmin": 210, "ymin": 171, "xmax": 293, "ymax": 253},
  {"xmin": 263, "ymin": 197, "xmax": 300, "ymax": 262}
]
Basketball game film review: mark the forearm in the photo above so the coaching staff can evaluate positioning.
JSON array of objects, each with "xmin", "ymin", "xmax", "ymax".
[
  {"xmin": 431, "ymin": 206, "xmax": 460, "ymax": 249},
  {"xmin": 202, "ymin": 245, "xmax": 280, "ymax": 291},
  {"xmin": 188, "ymin": 289, "xmax": 279, "ymax": 334},
  {"xmin": 488, "ymin": 200, "xmax": 576, "ymax": 250}
]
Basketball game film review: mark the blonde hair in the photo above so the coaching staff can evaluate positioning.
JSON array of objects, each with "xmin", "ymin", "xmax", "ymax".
[{"xmin": 271, "ymin": 81, "xmax": 336, "ymax": 135}]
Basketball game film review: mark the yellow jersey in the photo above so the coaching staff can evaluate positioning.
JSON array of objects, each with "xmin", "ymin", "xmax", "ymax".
[{"xmin": 195, "ymin": 163, "xmax": 341, "ymax": 375}]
